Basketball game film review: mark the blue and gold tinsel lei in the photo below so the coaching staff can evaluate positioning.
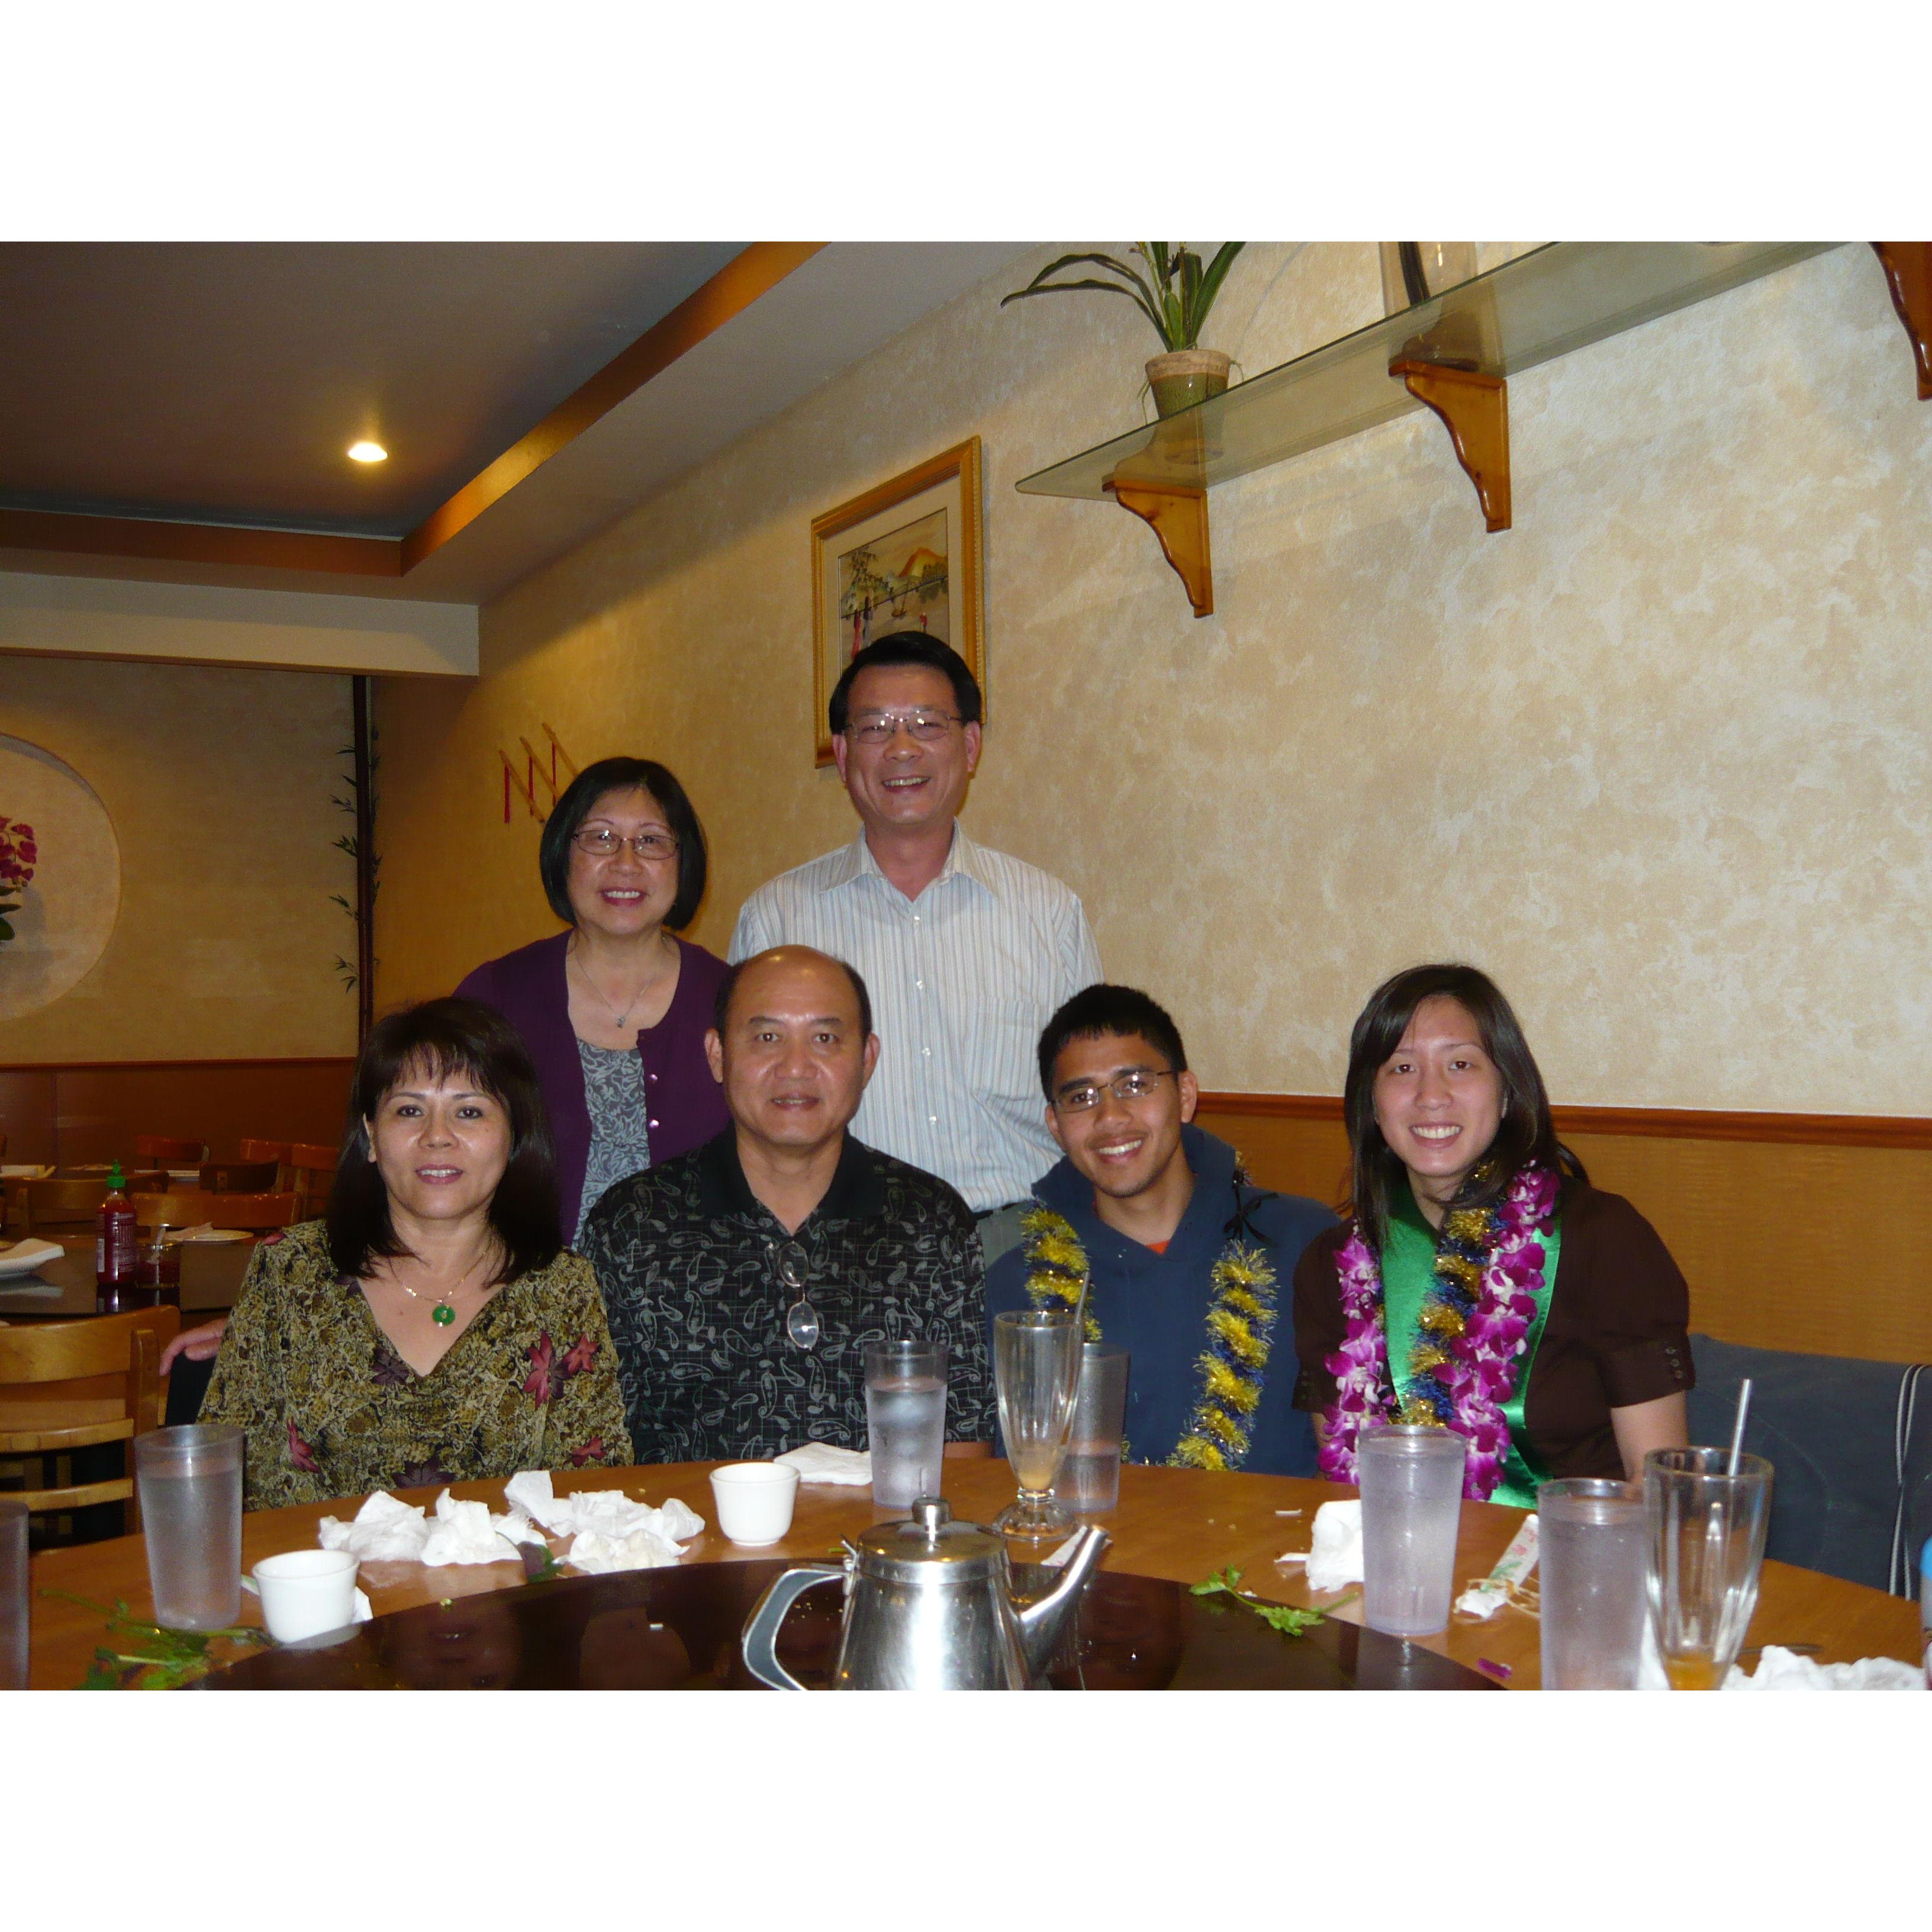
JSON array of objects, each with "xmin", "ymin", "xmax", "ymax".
[{"xmin": 1019, "ymin": 1196, "xmax": 1278, "ymax": 1473}]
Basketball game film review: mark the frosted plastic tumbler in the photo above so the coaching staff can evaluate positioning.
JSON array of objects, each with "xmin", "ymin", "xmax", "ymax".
[
  {"xmin": 1538, "ymin": 1477, "xmax": 1648, "ymax": 1688},
  {"xmin": 1, "ymin": 1499, "xmax": 27, "ymax": 1689},
  {"xmin": 1358, "ymin": 1424, "xmax": 1467, "ymax": 1637},
  {"xmin": 134, "ymin": 1423, "xmax": 243, "ymax": 1630},
  {"xmin": 864, "ymin": 1339, "xmax": 948, "ymax": 1509},
  {"xmin": 1055, "ymin": 1344, "xmax": 1129, "ymax": 1514}
]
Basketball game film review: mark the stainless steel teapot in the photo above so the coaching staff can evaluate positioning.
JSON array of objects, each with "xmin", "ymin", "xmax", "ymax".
[{"xmin": 741, "ymin": 1496, "xmax": 1108, "ymax": 1690}]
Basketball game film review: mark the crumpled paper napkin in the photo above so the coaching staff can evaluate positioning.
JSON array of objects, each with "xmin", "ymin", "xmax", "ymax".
[
  {"xmin": 1722, "ymin": 1646, "xmax": 1924, "ymax": 1692},
  {"xmin": 503, "ymin": 1470, "xmax": 705, "ymax": 1572},
  {"xmin": 320, "ymin": 1473, "xmax": 706, "ymax": 1574},
  {"xmin": 318, "ymin": 1487, "xmax": 532, "ymax": 1565},
  {"xmin": 774, "ymin": 1442, "xmax": 872, "ymax": 1485},
  {"xmin": 1274, "ymin": 1499, "xmax": 1364, "ymax": 1592}
]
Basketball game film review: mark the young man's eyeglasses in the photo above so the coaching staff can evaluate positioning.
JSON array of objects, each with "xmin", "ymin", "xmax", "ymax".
[
  {"xmin": 572, "ymin": 829, "xmax": 680, "ymax": 862},
  {"xmin": 843, "ymin": 710, "xmax": 962, "ymax": 746},
  {"xmin": 1052, "ymin": 1070, "xmax": 1178, "ymax": 1113}
]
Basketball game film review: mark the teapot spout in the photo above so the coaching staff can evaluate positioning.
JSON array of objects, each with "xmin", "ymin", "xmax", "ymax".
[{"xmin": 1014, "ymin": 1524, "xmax": 1110, "ymax": 1678}]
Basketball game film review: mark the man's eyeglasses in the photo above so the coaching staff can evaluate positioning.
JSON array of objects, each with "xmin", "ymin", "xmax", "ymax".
[
  {"xmin": 1052, "ymin": 1070, "xmax": 1178, "ymax": 1114},
  {"xmin": 843, "ymin": 710, "xmax": 962, "ymax": 746},
  {"xmin": 774, "ymin": 1244, "xmax": 819, "ymax": 1349},
  {"xmin": 572, "ymin": 828, "xmax": 680, "ymax": 862}
]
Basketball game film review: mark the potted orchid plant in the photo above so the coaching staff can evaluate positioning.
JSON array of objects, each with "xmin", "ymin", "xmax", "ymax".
[{"xmin": 1002, "ymin": 243, "xmax": 1246, "ymax": 416}]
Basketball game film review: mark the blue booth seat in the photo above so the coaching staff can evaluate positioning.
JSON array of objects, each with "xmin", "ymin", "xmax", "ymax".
[{"xmin": 1687, "ymin": 1334, "xmax": 1932, "ymax": 1596}]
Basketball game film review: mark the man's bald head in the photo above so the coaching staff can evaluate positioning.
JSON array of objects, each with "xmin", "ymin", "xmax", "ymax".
[{"xmin": 714, "ymin": 946, "xmax": 872, "ymax": 1041}]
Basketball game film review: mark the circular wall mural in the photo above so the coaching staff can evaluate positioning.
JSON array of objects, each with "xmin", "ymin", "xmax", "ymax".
[{"xmin": 0, "ymin": 735, "xmax": 121, "ymax": 1022}]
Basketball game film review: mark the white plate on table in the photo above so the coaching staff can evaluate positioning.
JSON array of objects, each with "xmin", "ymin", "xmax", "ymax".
[
  {"xmin": 0, "ymin": 1238, "xmax": 65, "ymax": 1279},
  {"xmin": 169, "ymin": 1227, "xmax": 253, "ymax": 1244},
  {"xmin": 1, "ymin": 1164, "xmax": 54, "ymax": 1180}
]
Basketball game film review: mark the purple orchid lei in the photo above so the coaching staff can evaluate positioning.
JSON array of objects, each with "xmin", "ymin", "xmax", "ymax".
[{"xmin": 1318, "ymin": 1162, "xmax": 1559, "ymax": 1501}]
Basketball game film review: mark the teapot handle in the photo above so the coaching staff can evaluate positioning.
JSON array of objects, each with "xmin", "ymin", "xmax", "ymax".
[{"xmin": 741, "ymin": 1564, "xmax": 845, "ymax": 1690}]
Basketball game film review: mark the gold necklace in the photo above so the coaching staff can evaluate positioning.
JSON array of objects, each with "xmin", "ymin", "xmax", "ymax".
[{"xmin": 396, "ymin": 1251, "xmax": 490, "ymax": 1328}]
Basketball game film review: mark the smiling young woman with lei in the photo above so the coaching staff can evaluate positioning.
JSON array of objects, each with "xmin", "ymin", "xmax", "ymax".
[{"xmin": 1290, "ymin": 964, "xmax": 1696, "ymax": 1506}]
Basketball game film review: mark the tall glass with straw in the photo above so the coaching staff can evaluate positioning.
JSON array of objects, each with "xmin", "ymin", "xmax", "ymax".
[
  {"xmin": 992, "ymin": 1308, "xmax": 1084, "ymax": 1537},
  {"xmin": 1643, "ymin": 1446, "xmax": 1773, "ymax": 1688}
]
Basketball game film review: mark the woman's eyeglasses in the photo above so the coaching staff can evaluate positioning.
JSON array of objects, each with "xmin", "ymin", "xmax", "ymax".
[{"xmin": 572, "ymin": 828, "xmax": 680, "ymax": 862}]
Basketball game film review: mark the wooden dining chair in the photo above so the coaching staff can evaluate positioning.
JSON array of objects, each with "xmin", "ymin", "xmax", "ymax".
[
  {"xmin": 131, "ymin": 1190, "xmax": 298, "ymax": 1232},
  {"xmin": 285, "ymin": 1142, "xmax": 338, "ymax": 1215},
  {"xmin": 17, "ymin": 1174, "xmax": 166, "ymax": 1235},
  {"xmin": 134, "ymin": 1134, "xmax": 209, "ymax": 1165},
  {"xmin": 0, "ymin": 1305, "xmax": 179, "ymax": 1537},
  {"xmin": 237, "ymin": 1138, "xmax": 292, "ymax": 1167},
  {"xmin": 196, "ymin": 1160, "xmax": 282, "ymax": 1193}
]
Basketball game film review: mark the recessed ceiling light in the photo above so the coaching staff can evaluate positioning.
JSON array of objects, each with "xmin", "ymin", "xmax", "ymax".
[{"xmin": 347, "ymin": 440, "xmax": 388, "ymax": 463}]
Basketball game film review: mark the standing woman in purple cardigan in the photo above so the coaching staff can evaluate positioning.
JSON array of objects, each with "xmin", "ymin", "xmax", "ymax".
[{"xmin": 458, "ymin": 757, "xmax": 730, "ymax": 1243}]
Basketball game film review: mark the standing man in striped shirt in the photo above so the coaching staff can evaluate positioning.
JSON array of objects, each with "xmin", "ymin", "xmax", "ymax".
[{"xmin": 729, "ymin": 633, "xmax": 1102, "ymax": 1266}]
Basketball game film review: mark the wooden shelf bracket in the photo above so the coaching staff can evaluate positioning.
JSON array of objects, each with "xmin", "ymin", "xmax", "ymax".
[
  {"xmin": 1871, "ymin": 243, "xmax": 1932, "ymax": 401},
  {"xmin": 1104, "ymin": 479, "xmax": 1214, "ymax": 617},
  {"xmin": 1389, "ymin": 358, "xmax": 1512, "ymax": 533}
]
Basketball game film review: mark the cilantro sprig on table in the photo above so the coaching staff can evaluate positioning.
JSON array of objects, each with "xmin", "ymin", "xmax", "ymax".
[
  {"xmin": 1190, "ymin": 1567, "xmax": 1325, "ymax": 1637},
  {"xmin": 43, "ymin": 1590, "xmax": 271, "ymax": 1690}
]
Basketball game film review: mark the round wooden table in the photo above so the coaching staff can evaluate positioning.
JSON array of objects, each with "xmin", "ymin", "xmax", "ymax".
[
  {"xmin": 0, "ymin": 1242, "xmax": 255, "ymax": 1321},
  {"xmin": 22, "ymin": 1460, "xmax": 1924, "ymax": 1689}
]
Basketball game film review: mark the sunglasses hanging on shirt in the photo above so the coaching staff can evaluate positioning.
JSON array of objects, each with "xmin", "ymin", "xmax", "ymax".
[{"xmin": 775, "ymin": 1245, "xmax": 820, "ymax": 1349}]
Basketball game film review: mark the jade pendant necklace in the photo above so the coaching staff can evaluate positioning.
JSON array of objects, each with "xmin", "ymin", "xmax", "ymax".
[{"xmin": 398, "ymin": 1251, "xmax": 489, "ymax": 1328}]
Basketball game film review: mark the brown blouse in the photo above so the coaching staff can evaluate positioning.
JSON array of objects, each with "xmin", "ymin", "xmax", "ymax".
[{"xmin": 1290, "ymin": 1182, "xmax": 1694, "ymax": 1482}]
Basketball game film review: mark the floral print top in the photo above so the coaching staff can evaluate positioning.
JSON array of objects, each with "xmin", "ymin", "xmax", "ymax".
[{"xmin": 200, "ymin": 1221, "xmax": 633, "ymax": 1510}]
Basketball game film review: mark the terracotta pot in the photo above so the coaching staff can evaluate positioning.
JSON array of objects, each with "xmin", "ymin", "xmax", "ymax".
[{"xmin": 1145, "ymin": 347, "xmax": 1231, "ymax": 418}]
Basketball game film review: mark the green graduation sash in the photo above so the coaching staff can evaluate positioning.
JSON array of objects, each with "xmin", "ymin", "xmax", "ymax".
[{"xmin": 1384, "ymin": 1210, "xmax": 1560, "ymax": 1510}]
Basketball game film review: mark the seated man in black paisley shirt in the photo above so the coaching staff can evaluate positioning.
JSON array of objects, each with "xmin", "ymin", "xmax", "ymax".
[{"xmin": 579, "ymin": 944, "xmax": 997, "ymax": 1462}]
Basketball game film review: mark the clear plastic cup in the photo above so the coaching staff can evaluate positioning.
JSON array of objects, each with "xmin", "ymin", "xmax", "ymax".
[
  {"xmin": 1644, "ymin": 1447, "xmax": 1773, "ymax": 1690},
  {"xmin": 864, "ymin": 1339, "xmax": 948, "ymax": 1509},
  {"xmin": 134, "ymin": 1423, "xmax": 244, "ymax": 1630},
  {"xmin": 1055, "ymin": 1344, "xmax": 1129, "ymax": 1514},
  {"xmin": 1538, "ymin": 1477, "xmax": 1648, "ymax": 1689},
  {"xmin": 1357, "ymin": 1424, "xmax": 1467, "ymax": 1637},
  {"xmin": 1, "ymin": 1499, "xmax": 27, "ymax": 1689}
]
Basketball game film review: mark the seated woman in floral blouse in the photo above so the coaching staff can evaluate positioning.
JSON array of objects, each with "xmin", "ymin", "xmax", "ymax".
[{"xmin": 201, "ymin": 997, "xmax": 632, "ymax": 1510}]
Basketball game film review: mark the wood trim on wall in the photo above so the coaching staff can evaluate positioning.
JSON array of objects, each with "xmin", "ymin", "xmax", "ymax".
[{"xmin": 1194, "ymin": 1090, "xmax": 1932, "ymax": 1151}]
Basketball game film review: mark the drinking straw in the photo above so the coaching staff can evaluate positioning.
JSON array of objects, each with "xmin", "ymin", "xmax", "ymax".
[{"xmin": 1727, "ymin": 1378, "xmax": 1753, "ymax": 1474}]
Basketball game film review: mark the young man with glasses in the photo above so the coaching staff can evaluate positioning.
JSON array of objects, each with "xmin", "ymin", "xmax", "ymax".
[
  {"xmin": 984, "ymin": 985, "xmax": 1335, "ymax": 1476},
  {"xmin": 579, "ymin": 945, "xmax": 995, "ymax": 1463},
  {"xmin": 729, "ymin": 633, "xmax": 1101, "ymax": 1271}
]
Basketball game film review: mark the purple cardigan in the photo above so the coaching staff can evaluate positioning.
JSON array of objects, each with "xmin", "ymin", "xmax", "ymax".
[{"xmin": 455, "ymin": 932, "xmax": 731, "ymax": 1238}]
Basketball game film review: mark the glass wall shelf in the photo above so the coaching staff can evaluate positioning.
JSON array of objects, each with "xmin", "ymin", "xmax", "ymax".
[{"xmin": 1016, "ymin": 242, "xmax": 1840, "ymax": 504}]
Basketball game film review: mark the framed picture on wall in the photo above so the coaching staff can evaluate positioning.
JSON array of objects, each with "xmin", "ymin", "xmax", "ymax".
[{"xmin": 810, "ymin": 436, "xmax": 983, "ymax": 767}]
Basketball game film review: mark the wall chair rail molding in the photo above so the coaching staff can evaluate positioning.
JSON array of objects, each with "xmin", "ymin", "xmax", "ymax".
[{"xmin": 1013, "ymin": 242, "xmax": 1919, "ymax": 617}]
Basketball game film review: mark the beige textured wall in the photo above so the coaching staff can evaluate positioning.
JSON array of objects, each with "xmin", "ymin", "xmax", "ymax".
[
  {"xmin": 0, "ymin": 655, "xmax": 359, "ymax": 1059},
  {"xmin": 376, "ymin": 242, "xmax": 1932, "ymax": 1116}
]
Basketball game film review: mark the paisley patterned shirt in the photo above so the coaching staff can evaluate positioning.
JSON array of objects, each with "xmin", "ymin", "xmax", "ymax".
[
  {"xmin": 200, "ymin": 1221, "xmax": 633, "ymax": 1509},
  {"xmin": 579, "ymin": 1129, "xmax": 996, "ymax": 1464}
]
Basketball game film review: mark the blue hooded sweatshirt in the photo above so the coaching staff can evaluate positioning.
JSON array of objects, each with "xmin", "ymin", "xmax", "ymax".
[{"xmin": 985, "ymin": 1123, "xmax": 1335, "ymax": 1476}]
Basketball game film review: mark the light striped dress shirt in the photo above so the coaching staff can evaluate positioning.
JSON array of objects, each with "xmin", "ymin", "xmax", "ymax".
[{"xmin": 729, "ymin": 826, "xmax": 1103, "ymax": 1212}]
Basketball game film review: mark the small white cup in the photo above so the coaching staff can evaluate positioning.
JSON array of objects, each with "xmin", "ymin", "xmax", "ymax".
[
  {"xmin": 249, "ymin": 1548, "xmax": 361, "ymax": 1643},
  {"xmin": 709, "ymin": 1462, "xmax": 800, "ymax": 1546}
]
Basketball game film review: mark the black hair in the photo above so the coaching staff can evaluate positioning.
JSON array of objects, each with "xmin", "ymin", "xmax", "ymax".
[
  {"xmin": 827, "ymin": 631, "xmax": 983, "ymax": 738},
  {"xmin": 1036, "ymin": 983, "xmax": 1188, "ymax": 1101},
  {"xmin": 712, "ymin": 949, "xmax": 874, "ymax": 1043},
  {"xmin": 1341, "ymin": 962, "xmax": 1584, "ymax": 1254},
  {"xmin": 537, "ymin": 757, "xmax": 708, "ymax": 930},
  {"xmin": 328, "ymin": 997, "xmax": 562, "ymax": 1284}
]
